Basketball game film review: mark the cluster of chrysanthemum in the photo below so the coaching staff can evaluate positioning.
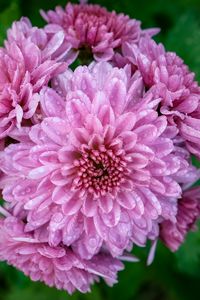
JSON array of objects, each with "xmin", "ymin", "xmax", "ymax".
[{"xmin": 0, "ymin": 0, "xmax": 200, "ymax": 294}]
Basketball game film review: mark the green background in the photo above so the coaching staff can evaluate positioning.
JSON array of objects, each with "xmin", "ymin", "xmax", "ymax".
[{"xmin": 1, "ymin": 0, "xmax": 200, "ymax": 299}]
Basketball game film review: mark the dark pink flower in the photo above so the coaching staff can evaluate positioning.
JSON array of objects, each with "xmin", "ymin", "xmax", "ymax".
[
  {"xmin": 0, "ymin": 215, "xmax": 123, "ymax": 294},
  {"xmin": 160, "ymin": 186, "xmax": 200, "ymax": 251},
  {"xmin": 0, "ymin": 18, "xmax": 66, "ymax": 139},
  {"xmin": 41, "ymin": 2, "xmax": 159, "ymax": 63},
  {"xmin": 120, "ymin": 38, "xmax": 200, "ymax": 158}
]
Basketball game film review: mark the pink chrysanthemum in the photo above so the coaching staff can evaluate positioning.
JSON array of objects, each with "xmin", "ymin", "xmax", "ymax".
[
  {"xmin": 0, "ymin": 62, "xmax": 195, "ymax": 259},
  {"xmin": 119, "ymin": 38, "xmax": 200, "ymax": 158},
  {"xmin": 0, "ymin": 17, "xmax": 66, "ymax": 139},
  {"xmin": 0, "ymin": 215, "xmax": 123, "ymax": 294},
  {"xmin": 160, "ymin": 186, "xmax": 200, "ymax": 251},
  {"xmin": 41, "ymin": 2, "xmax": 159, "ymax": 63}
]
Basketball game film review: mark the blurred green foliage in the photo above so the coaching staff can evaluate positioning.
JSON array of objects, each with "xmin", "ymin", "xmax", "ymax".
[{"xmin": 1, "ymin": 0, "xmax": 200, "ymax": 299}]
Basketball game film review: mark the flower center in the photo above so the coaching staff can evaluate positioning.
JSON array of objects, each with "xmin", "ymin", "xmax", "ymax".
[
  {"xmin": 73, "ymin": 147, "xmax": 126, "ymax": 196},
  {"xmin": 78, "ymin": 45, "xmax": 93, "ymax": 65}
]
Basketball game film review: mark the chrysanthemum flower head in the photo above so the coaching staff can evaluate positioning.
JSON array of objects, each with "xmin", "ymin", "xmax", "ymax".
[
  {"xmin": 120, "ymin": 38, "xmax": 200, "ymax": 159},
  {"xmin": 160, "ymin": 186, "xmax": 200, "ymax": 251},
  {"xmin": 0, "ymin": 0, "xmax": 200, "ymax": 294},
  {"xmin": 0, "ymin": 216, "xmax": 123, "ymax": 293},
  {"xmin": 41, "ymin": 2, "xmax": 159, "ymax": 64},
  {"xmin": 0, "ymin": 62, "xmax": 193, "ymax": 260},
  {"xmin": 0, "ymin": 17, "xmax": 66, "ymax": 140}
]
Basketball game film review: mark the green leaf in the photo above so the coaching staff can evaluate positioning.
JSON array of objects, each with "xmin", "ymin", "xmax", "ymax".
[
  {"xmin": 4, "ymin": 281, "xmax": 79, "ymax": 300},
  {"xmin": 83, "ymin": 285, "xmax": 102, "ymax": 300},
  {"xmin": 165, "ymin": 12, "xmax": 200, "ymax": 82},
  {"xmin": 175, "ymin": 222, "xmax": 200, "ymax": 278},
  {"xmin": 103, "ymin": 259, "xmax": 146, "ymax": 300},
  {"xmin": 192, "ymin": 156, "xmax": 200, "ymax": 168},
  {"xmin": 0, "ymin": 0, "xmax": 21, "ymax": 46},
  {"xmin": 0, "ymin": 0, "xmax": 13, "ymax": 11}
]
